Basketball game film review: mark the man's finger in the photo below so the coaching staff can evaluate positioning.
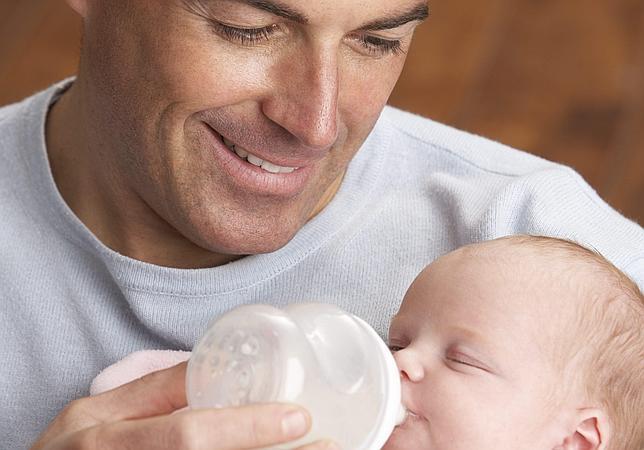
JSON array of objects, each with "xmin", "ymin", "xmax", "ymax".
[
  {"xmin": 85, "ymin": 403, "xmax": 312, "ymax": 450},
  {"xmin": 90, "ymin": 362, "xmax": 188, "ymax": 421}
]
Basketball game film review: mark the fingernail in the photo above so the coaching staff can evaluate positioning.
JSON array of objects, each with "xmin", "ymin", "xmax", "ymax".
[
  {"xmin": 281, "ymin": 410, "xmax": 308, "ymax": 438},
  {"xmin": 324, "ymin": 441, "xmax": 341, "ymax": 450}
]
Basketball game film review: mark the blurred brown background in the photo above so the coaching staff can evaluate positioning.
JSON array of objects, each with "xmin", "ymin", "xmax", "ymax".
[{"xmin": 1, "ymin": 0, "xmax": 642, "ymax": 223}]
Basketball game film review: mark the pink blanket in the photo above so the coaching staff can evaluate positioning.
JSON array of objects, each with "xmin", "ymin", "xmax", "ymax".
[{"xmin": 90, "ymin": 350, "xmax": 191, "ymax": 396}]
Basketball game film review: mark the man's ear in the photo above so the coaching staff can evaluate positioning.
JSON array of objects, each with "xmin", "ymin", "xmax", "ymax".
[
  {"xmin": 65, "ymin": 0, "xmax": 89, "ymax": 18},
  {"xmin": 553, "ymin": 408, "xmax": 610, "ymax": 450}
]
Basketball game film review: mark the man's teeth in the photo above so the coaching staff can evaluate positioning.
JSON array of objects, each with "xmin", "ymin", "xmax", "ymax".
[
  {"xmin": 222, "ymin": 137, "xmax": 297, "ymax": 174},
  {"xmin": 235, "ymin": 147, "xmax": 249, "ymax": 159}
]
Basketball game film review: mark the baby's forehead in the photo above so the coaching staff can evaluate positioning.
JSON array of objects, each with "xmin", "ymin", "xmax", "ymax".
[
  {"xmin": 451, "ymin": 237, "xmax": 632, "ymax": 324},
  {"xmin": 395, "ymin": 246, "xmax": 568, "ymax": 367},
  {"xmin": 402, "ymin": 241, "xmax": 585, "ymax": 355},
  {"xmin": 451, "ymin": 237, "xmax": 600, "ymax": 283},
  {"xmin": 443, "ymin": 240, "xmax": 562, "ymax": 283},
  {"xmin": 432, "ymin": 238, "xmax": 601, "ymax": 316}
]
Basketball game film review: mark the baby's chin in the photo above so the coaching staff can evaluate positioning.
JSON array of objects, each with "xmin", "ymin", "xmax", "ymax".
[{"xmin": 382, "ymin": 415, "xmax": 432, "ymax": 449}]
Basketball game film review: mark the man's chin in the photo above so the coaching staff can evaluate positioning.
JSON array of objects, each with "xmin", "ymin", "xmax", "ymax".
[
  {"xmin": 177, "ymin": 199, "xmax": 308, "ymax": 256},
  {"xmin": 195, "ymin": 224, "xmax": 300, "ymax": 257}
]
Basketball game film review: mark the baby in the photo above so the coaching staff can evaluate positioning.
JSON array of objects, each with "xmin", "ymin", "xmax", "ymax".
[
  {"xmin": 383, "ymin": 235, "xmax": 643, "ymax": 450},
  {"xmin": 91, "ymin": 235, "xmax": 643, "ymax": 450}
]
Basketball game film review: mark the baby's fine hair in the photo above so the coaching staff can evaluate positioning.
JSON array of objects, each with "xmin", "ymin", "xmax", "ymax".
[{"xmin": 495, "ymin": 235, "xmax": 643, "ymax": 450}]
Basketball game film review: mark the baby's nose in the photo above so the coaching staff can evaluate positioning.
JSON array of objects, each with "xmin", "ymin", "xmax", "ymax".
[{"xmin": 394, "ymin": 348, "xmax": 425, "ymax": 383}]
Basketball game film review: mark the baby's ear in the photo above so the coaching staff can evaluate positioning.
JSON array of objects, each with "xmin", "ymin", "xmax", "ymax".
[{"xmin": 553, "ymin": 408, "xmax": 610, "ymax": 450}]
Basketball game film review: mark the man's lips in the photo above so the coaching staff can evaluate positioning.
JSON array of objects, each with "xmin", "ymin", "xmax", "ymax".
[
  {"xmin": 199, "ymin": 121, "xmax": 318, "ymax": 197},
  {"xmin": 203, "ymin": 122, "xmax": 326, "ymax": 169}
]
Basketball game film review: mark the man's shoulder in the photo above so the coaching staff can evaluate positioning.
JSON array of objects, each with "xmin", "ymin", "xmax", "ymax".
[
  {"xmin": 0, "ymin": 79, "xmax": 71, "ymax": 149},
  {"xmin": 0, "ymin": 85, "xmax": 51, "ymax": 168},
  {"xmin": 372, "ymin": 106, "xmax": 611, "ymax": 214},
  {"xmin": 378, "ymin": 106, "xmax": 556, "ymax": 178},
  {"xmin": 373, "ymin": 107, "xmax": 644, "ymax": 289},
  {"xmin": 0, "ymin": 85, "xmax": 52, "ymax": 130},
  {"xmin": 0, "ymin": 83, "xmax": 66, "ymax": 196},
  {"xmin": 0, "ymin": 83, "xmax": 68, "ymax": 244},
  {"xmin": 374, "ymin": 107, "xmax": 639, "ymax": 226},
  {"xmin": 0, "ymin": 95, "xmax": 36, "ymax": 148},
  {"xmin": 0, "ymin": 98, "xmax": 32, "ymax": 199}
]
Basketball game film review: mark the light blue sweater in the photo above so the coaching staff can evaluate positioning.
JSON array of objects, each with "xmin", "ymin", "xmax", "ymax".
[{"xmin": 1, "ymin": 81, "xmax": 642, "ymax": 448}]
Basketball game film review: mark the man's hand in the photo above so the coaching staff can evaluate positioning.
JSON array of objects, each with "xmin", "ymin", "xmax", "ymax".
[{"xmin": 31, "ymin": 362, "xmax": 337, "ymax": 450}]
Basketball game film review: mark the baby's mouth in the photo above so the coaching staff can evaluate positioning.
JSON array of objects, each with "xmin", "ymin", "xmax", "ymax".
[{"xmin": 400, "ymin": 408, "xmax": 430, "ymax": 429}]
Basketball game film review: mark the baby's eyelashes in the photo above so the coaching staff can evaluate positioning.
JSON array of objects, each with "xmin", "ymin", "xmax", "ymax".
[
  {"xmin": 446, "ymin": 355, "xmax": 483, "ymax": 370},
  {"xmin": 444, "ymin": 348, "xmax": 495, "ymax": 374},
  {"xmin": 387, "ymin": 334, "xmax": 409, "ymax": 353},
  {"xmin": 388, "ymin": 344, "xmax": 405, "ymax": 353}
]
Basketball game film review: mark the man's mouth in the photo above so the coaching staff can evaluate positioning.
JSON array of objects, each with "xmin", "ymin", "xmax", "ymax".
[
  {"xmin": 220, "ymin": 135, "xmax": 300, "ymax": 174},
  {"xmin": 200, "ymin": 121, "xmax": 317, "ymax": 197}
]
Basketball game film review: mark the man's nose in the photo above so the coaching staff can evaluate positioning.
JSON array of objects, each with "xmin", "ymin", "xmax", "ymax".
[{"xmin": 262, "ymin": 49, "xmax": 339, "ymax": 151}]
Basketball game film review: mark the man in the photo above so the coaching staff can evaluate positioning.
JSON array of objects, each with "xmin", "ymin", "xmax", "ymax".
[{"xmin": 0, "ymin": 0, "xmax": 641, "ymax": 448}]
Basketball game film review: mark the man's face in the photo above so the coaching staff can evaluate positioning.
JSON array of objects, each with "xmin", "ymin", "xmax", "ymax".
[
  {"xmin": 384, "ymin": 245, "xmax": 574, "ymax": 449},
  {"xmin": 76, "ymin": 0, "xmax": 427, "ymax": 256}
]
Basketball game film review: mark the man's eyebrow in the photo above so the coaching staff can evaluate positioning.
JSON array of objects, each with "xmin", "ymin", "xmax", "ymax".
[
  {"xmin": 232, "ymin": 0, "xmax": 309, "ymax": 24},
  {"xmin": 358, "ymin": 3, "xmax": 430, "ymax": 31},
  {"xmin": 196, "ymin": 1, "xmax": 428, "ymax": 30}
]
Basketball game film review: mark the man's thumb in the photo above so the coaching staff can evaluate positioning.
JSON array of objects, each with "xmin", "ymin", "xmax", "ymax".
[{"xmin": 91, "ymin": 361, "xmax": 189, "ymax": 421}]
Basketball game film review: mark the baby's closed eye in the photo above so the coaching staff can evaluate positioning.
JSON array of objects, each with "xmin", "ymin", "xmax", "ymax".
[{"xmin": 445, "ymin": 349, "xmax": 493, "ymax": 374}]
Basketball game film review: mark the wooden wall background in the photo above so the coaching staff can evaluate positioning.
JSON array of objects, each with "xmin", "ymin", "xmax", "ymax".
[{"xmin": 1, "ymin": 0, "xmax": 642, "ymax": 224}]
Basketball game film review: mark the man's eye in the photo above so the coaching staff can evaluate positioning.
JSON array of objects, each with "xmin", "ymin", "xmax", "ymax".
[
  {"xmin": 210, "ymin": 21, "xmax": 279, "ymax": 45},
  {"xmin": 353, "ymin": 35, "xmax": 404, "ymax": 57}
]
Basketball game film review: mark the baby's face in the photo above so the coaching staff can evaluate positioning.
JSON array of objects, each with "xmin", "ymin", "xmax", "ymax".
[{"xmin": 384, "ymin": 244, "xmax": 576, "ymax": 449}]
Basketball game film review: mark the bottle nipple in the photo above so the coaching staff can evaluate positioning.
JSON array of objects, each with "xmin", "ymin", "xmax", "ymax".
[{"xmin": 395, "ymin": 403, "xmax": 408, "ymax": 426}]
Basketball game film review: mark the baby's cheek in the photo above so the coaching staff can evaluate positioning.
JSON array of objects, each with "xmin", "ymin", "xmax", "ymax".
[{"xmin": 422, "ymin": 375, "xmax": 506, "ymax": 437}]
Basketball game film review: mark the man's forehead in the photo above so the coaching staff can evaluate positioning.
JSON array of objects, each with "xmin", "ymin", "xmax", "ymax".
[{"xmin": 192, "ymin": 0, "xmax": 429, "ymax": 29}]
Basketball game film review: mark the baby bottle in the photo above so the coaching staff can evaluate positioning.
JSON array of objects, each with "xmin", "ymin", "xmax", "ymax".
[{"xmin": 186, "ymin": 303, "xmax": 405, "ymax": 450}]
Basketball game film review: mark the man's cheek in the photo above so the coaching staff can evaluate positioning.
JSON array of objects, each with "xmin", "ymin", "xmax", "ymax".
[
  {"xmin": 148, "ymin": 47, "xmax": 252, "ymax": 108},
  {"xmin": 343, "ymin": 66, "xmax": 402, "ymax": 121}
]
